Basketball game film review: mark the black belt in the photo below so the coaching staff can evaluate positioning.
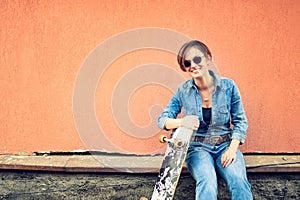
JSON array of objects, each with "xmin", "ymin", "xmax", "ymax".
[{"xmin": 193, "ymin": 134, "xmax": 231, "ymax": 145}]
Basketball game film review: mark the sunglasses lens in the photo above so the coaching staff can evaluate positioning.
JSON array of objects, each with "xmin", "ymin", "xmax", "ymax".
[
  {"xmin": 184, "ymin": 56, "xmax": 202, "ymax": 68},
  {"xmin": 193, "ymin": 56, "xmax": 202, "ymax": 64},
  {"xmin": 184, "ymin": 60, "xmax": 191, "ymax": 68}
]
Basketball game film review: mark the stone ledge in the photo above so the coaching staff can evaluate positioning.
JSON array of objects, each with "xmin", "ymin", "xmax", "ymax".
[{"xmin": 0, "ymin": 153, "xmax": 299, "ymax": 173}]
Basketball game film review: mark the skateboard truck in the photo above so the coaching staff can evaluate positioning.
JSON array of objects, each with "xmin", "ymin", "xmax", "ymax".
[{"xmin": 159, "ymin": 135, "xmax": 184, "ymax": 148}]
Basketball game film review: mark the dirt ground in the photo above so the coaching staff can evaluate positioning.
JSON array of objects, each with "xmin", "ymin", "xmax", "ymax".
[{"xmin": 0, "ymin": 170, "xmax": 299, "ymax": 200}]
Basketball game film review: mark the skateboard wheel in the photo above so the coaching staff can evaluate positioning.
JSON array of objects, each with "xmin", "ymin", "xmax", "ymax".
[
  {"xmin": 159, "ymin": 135, "xmax": 167, "ymax": 143},
  {"xmin": 174, "ymin": 139, "xmax": 183, "ymax": 148}
]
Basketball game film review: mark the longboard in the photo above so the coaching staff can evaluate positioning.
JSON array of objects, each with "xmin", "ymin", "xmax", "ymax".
[{"xmin": 145, "ymin": 126, "xmax": 195, "ymax": 200}]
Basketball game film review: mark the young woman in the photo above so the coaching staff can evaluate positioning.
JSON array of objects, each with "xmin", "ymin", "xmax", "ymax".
[{"xmin": 157, "ymin": 40, "xmax": 252, "ymax": 199}]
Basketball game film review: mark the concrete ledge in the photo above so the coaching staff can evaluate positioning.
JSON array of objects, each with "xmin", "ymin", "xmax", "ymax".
[
  {"xmin": 0, "ymin": 153, "xmax": 299, "ymax": 173},
  {"xmin": 0, "ymin": 153, "xmax": 299, "ymax": 199}
]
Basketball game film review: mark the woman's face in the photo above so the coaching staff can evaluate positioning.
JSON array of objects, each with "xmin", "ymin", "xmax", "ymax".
[{"xmin": 183, "ymin": 46, "xmax": 210, "ymax": 78}]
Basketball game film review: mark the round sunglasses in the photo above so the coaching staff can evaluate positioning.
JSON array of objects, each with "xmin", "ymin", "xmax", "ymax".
[{"xmin": 184, "ymin": 56, "xmax": 205, "ymax": 68}]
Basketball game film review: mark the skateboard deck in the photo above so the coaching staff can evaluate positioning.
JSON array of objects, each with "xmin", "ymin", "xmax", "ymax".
[{"xmin": 150, "ymin": 126, "xmax": 195, "ymax": 200}]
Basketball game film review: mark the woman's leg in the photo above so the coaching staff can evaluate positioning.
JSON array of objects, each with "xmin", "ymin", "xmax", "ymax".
[
  {"xmin": 216, "ymin": 149, "xmax": 253, "ymax": 200},
  {"xmin": 186, "ymin": 147, "xmax": 218, "ymax": 200}
]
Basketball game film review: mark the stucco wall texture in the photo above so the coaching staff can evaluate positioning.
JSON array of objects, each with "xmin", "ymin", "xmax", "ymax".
[{"xmin": 0, "ymin": 0, "xmax": 299, "ymax": 155}]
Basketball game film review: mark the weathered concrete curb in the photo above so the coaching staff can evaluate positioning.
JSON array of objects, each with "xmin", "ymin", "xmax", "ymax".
[{"xmin": 0, "ymin": 154, "xmax": 299, "ymax": 173}]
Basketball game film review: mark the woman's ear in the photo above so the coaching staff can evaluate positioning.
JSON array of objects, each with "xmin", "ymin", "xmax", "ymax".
[
  {"xmin": 206, "ymin": 55, "xmax": 212, "ymax": 66},
  {"xmin": 206, "ymin": 54, "xmax": 212, "ymax": 60}
]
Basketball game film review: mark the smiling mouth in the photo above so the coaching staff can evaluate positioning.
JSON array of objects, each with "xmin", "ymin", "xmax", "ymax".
[{"xmin": 191, "ymin": 66, "xmax": 202, "ymax": 73}]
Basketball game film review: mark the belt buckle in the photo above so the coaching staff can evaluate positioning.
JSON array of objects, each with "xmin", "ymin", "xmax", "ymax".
[{"xmin": 209, "ymin": 136, "xmax": 221, "ymax": 145}]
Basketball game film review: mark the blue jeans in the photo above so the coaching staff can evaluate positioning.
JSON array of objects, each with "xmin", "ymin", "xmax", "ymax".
[{"xmin": 185, "ymin": 142, "xmax": 253, "ymax": 200}]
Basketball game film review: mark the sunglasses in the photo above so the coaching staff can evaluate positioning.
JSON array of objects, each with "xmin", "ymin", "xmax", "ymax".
[{"xmin": 184, "ymin": 56, "xmax": 205, "ymax": 68}]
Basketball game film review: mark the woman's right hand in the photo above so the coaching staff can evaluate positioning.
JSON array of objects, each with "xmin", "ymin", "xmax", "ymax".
[
  {"xmin": 181, "ymin": 115, "xmax": 200, "ymax": 130},
  {"xmin": 164, "ymin": 115, "xmax": 199, "ymax": 130}
]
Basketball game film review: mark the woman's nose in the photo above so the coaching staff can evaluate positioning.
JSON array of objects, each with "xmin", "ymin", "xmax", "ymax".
[{"xmin": 191, "ymin": 61, "xmax": 198, "ymax": 67}]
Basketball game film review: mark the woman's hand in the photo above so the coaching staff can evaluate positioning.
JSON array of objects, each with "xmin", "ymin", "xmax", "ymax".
[
  {"xmin": 221, "ymin": 138, "xmax": 240, "ymax": 167},
  {"xmin": 181, "ymin": 115, "xmax": 200, "ymax": 130},
  {"xmin": 221, "ymin": 148, "xmax": 237, "ymax": 167},
  {"xmin": 165, "ymin": 115, "xmax": 199, "ymax": 130}
]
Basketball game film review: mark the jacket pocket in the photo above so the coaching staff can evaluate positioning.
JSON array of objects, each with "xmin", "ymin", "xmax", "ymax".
[{"xmin": 217, "ymin": 104, "xmax": 229, "ymax": 124}]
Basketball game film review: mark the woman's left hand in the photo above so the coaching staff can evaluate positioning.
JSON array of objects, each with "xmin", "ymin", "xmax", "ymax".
[
  {"xmin": 221, "ymin": 148, "xmax": 237, "ymax": 168},
  {"xmin": 221, "ymin": 138, "xmax": 240, "ymax": 167}
]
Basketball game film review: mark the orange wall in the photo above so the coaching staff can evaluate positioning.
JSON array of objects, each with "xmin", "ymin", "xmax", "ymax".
[{"xmin": 1, "ymin": 0, "xmax": 299, "ymax": 154}]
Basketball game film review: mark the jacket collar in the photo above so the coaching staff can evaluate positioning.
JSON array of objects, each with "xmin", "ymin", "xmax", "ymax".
[{"xmin": 188, "ymin": 70, "xmax": 221, "ymax": 89}]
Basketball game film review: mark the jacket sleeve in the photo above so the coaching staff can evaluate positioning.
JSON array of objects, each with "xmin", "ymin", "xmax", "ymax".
[
  {"xmin": 230, "ymin": 81, "xmax": 248, "ymax": 144},
  {"xmin": 157, "ymin": 89, "xmax": 182, "ymax": 131}
]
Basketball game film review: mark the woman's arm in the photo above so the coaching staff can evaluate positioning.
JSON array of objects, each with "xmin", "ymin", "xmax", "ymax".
[
  {"xmin": 221, "ymin": 80, "xmax": 248, "ymax": 167},
  {"xmin": 157, "ymin": 89, "xmax": 182, "ymax": 130},
  {"xmin": 165, "ymin": 118, "xmax": 182, "ymax": 130},
  {"xmin": 230, "ymin": 81, "xmax": 248, "ymax": 144}
]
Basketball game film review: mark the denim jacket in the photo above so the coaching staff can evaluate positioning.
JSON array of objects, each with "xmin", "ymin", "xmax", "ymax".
[{"xmin": 157, "ymin": 70, "xmax": 248, "ymax": 144}]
